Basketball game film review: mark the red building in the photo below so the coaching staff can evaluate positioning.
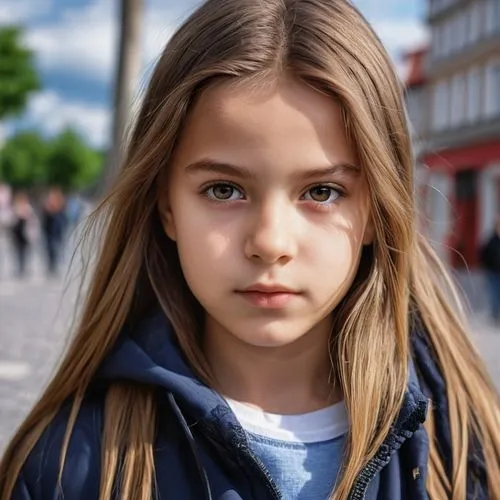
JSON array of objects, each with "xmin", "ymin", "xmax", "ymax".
[{"xmin": 405, "ymin": 0, "xmax": 500, "ymax": 269}]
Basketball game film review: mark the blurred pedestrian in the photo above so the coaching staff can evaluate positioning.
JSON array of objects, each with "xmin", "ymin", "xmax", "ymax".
[
  {"xmin": 8, "ymin": 191, "xmax": 37, "ymax": 278},
  {"xmin": 0, "ymin": 183, "xmax": 13, "ymax": 279},
  {"xmin": 480, "ymin": 216, "xmax": 500, "ymax": 325},
  {"xmin": 41, "ymin": 187, "xmax": 67, "ymax": 276},
  {"xmin": 66, "ymin": 193, "xmax": 84, "ymax": 229},
  {"xmin": 0, "ymin": 183, "xmax": 12, "ymax": 228}
]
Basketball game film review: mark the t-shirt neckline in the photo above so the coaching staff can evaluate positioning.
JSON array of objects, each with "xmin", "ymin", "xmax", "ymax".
[{"xmin": 224, "ymin": 397, "xmax": 349, "ymax": 443}]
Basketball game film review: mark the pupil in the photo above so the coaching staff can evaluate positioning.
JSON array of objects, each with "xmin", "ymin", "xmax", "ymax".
[
  {"xmin": 311, "ymin": 187, "xmax": 330, "ymax": 202},
  {"xmin": 214, "ymin": 185, "xmax": 233, "ymax": 199}
]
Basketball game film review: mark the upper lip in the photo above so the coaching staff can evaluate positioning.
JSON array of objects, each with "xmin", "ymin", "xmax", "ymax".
[{"xmin": 239, "ymin": 284, "xmax": 299, "ymax": 294}]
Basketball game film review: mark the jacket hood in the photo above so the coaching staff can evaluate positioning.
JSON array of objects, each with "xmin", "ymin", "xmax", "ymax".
[{"xmin": 97, "ymin": 310, "xmax": 427, "ymax": 431}]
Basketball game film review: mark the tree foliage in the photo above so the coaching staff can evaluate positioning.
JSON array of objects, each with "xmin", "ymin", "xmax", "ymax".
[
  {"xmin": 0, "ymin": 26, "xmax": 40, "ymax": 120},
  {"xmin": 46, "ymin": 128, "xmax": 102, "ymax": 190},
  {"xmin": 0, "ymin": 130, "xmax": 47, "ymax": 188},
  {"xmin": 0, "ymin": 128, "xmax": 103, "ymax": 190}
]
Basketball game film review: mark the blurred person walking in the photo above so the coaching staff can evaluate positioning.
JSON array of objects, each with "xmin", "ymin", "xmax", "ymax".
[
  {"xmin": 8, "ymin": 191, "xmax": 37, "ymax": 278},
  {"xmin": 0, "ymin": 183, "xmax": 13, "ymax": 279},
  {"xmin": 41, "ymin": 187, "xmax": 67, "ymax": 277},
  {"xmin": 480, "ymin": 217, "xmax": 500, "ymax": 326}
]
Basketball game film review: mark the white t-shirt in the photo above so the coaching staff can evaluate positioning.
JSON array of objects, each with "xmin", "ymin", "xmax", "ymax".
[
  {"xmin": 225, "ymin": 398, "xmax": 352, "ymax": 499},
  {"xmin": 225, "ymin": 397, "xmax": 349, "ymax": 442}
]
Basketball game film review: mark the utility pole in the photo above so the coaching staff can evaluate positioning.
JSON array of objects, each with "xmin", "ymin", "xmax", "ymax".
[{"xmin": 103, "ymin": 0, "xmax": 143, "ymax": 192}]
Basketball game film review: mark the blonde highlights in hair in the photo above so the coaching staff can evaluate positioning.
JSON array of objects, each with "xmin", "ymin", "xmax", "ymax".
[{"xmin": 1, "ymin": 1, "xmax": 499, "ymax": 498}]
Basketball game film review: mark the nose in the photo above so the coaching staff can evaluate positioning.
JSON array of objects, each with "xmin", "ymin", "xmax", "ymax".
[{"xmin": 244, "ymin": 197, "xmax": 298, "ymax": 265}]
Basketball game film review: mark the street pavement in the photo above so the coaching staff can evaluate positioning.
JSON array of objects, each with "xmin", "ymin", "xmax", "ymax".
[{"xmin": 0, "ymin": 236, "xmax": 499, "ymax": 454}]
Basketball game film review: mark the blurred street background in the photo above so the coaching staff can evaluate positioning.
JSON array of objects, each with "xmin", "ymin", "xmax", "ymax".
[{"xmin": 1, "ymin": 0, "xmax": 499, "ymax": 453}]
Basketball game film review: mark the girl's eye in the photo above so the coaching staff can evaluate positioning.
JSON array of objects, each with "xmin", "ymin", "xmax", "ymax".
[
  {"xmin": 205, "ymin": 183, "xmax": 244, "ymax": 201},
  {"xmin": 303, "ymin": 185, "xmax": 342, "ymax": 204}
]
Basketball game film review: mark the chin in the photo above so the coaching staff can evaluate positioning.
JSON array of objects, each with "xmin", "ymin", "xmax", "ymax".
[{"xmin": 236, "ymin": 325, "xmax": 306, "ymax": 349}]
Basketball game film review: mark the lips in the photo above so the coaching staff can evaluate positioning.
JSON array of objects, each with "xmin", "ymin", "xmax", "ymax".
[
  {"xmin": 235, "ymin": 284, "xmax": 301, "ymax": 308},
  {"xmin": 241, "ymin": 284, "xmax": 298, "ymax": 294}
]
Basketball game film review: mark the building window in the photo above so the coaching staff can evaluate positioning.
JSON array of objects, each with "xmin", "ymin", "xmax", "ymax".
[
  {"xmin": 457, "ymin": 12, "xmax": 467, "ymax": 50},
  {"xmin": 432, "ymin": 80, "xmax": 450, "ymax": 131},
  {"xmin": 433, "ymin": 24, "xmax": 442, "ymax": 58},
  {"xmin": 450, "ymin": 74, "xmax": 466, "ymax": 126},
  {"xmin": 485, "ymin": 60, "xmax": 500, "ymax": 117},
  {"xmin": 486, "ymin": 0, "xmax": 500, "ymax": 34},
  {"xmin": 443, "ymin": 18, "xmax": 452, "ymax": 55},
  {"xmin": 449, "ymin": 13, "xmax": 466, "ymax": 53},
  {"xmin": 430, "ymin": 0, "xmax": 441, "ymax": 16},
  {"xmin": 469, "ymin": 1, "xmax": 482, "ymax": 43},
  {"xmin": 444, "ymin": 16, "xmax": 453, "ymax": 54},
  {"xmin": 466, "ymin": 67, "xmax": 481, "ymax": 123}
]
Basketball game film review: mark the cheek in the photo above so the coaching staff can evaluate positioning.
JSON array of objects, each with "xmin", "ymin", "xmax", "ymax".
[
  {"xmin": 306, "ymin": 226, "xmax": 363, "ymax": 294},
  {"xmin": 312, "ymin": 233, "xmax": 355, "ymax": 275},
  {"xmin": 174, "ymin": 217, "xmax": 238, "ymax": 290}
]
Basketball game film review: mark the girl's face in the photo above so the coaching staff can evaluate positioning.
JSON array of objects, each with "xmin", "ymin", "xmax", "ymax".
[{"xmin": 162, "ymin": 77, "xmax": 373, "ymax": 349}]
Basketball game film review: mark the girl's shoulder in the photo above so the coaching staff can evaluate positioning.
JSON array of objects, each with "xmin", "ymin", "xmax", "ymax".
[{"xmin": 14, "ymin": 387, "xmax": 105, "ymax": 500}]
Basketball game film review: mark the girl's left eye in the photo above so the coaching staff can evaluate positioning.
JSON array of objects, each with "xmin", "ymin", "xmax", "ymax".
[{"xmin": 302, "ymin": 185, "xmax": 342, "ymax": 204}]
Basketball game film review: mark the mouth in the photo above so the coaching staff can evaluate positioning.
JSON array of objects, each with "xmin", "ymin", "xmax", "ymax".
[
  {"xmin": 235, "ymin": 284, "xmax": 301, "ymax": 309},
  {"xmin": 240, "ymin": 283, "xmax": 299, "ymax": 294}
]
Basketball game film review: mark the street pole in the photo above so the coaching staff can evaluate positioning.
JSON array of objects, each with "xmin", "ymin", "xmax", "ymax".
[{"xmin": 102, "ymin": 0, "xmax": 144, "ymax": 194}]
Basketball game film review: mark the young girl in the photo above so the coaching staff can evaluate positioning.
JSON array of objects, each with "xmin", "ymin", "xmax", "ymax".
[{"xmin": 1, "ymin": 0, "xmax": 499, "ymax": 498}]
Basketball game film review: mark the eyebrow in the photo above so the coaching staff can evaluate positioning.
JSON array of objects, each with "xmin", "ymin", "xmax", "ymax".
[{"xmin": 184, "ymin": 158, "xmax": 361, "ymax": 180}]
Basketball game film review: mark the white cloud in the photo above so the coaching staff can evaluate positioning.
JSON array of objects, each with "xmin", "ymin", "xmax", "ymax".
[
  {"xmin": 21, "ymin": 91, "xmax": 110, "ymax": 148},
  {"xmin": 373, "ymin": 19, "xmax": 429, "ymax": 58},
  {"xmin": 0, "ymin": 0, "xmax": 53, "ymax": 25},
  {"xmin": 24, "ymin": 0, "xmax": 178, "ymax": 84},
  {"xmin": 371, "ymin": 19, "xmax": 429, "ymax": 78},
  {"xmin": 24, "ymin": 0, "xmax": 117, "ymax": 83}
]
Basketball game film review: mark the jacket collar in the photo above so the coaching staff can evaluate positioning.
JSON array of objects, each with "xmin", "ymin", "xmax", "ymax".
[{"xmin": 98, "ymin": 310, "xmax": 428, "ymax": 431}]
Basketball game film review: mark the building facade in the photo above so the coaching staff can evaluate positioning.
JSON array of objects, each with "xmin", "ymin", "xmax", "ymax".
[{"xmin": 415, "ymin": 0, "xmax": 500, "ymax": 268}]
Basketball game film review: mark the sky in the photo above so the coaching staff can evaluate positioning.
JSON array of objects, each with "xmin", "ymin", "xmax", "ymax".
[{"xmin": 1, "ymin": 0, "xmax": 428, "ymax": 149}]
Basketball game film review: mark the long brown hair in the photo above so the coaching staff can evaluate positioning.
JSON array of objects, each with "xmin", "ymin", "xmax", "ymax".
[{"xmin": 1, "ymin": 0, "xmax": 499, "ymax": 498}]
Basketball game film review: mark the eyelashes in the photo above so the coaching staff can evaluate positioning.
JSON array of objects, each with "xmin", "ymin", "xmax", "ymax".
[
  {"xmin": 200, "ymin": 181, "xmax": 346, "ymax": 207},
  {"xmin": 203, "ymin": 182, "xmax": 245, "ymax": 201}
]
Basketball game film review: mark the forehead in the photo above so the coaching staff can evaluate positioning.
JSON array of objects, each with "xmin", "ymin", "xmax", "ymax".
[{"xmin": 173, "ymin": 76, "xmax": 358, "ymax": 171}]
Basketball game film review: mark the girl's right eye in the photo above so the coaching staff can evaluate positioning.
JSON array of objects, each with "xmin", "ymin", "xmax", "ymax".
[{"xmin": 203, "ymin": 183, "xmax": 245, "ymax": 201}]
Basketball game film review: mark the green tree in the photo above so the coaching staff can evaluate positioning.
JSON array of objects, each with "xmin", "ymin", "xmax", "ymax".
[
  {"xmin": 46, "ymin": 128, "xmax": 103, "ymax": 190},
  {"xmin": 0, "ymin": 26, "xmax": 40, "ymax": 120},
  {"xmin": 0, "ymin": 130, "xmax": 47, "ymax": 188}
]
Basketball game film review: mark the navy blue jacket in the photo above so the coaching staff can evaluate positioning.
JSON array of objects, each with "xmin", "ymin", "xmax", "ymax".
[{"xmin": 10, "ymin": 312, "xmax": 488, "ymax": 499}]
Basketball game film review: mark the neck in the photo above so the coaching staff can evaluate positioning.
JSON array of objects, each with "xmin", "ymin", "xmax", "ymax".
[{"xmin": 203, "ymin": 317, "xmax": 341, "ymax": 414}]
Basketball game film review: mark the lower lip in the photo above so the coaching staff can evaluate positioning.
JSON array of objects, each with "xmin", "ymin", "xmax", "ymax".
[{"xmin": 236, "ymin": 291, "xmax": 299, "ymax": 308}]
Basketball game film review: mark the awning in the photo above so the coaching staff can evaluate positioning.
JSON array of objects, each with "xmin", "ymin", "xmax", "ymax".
[{"xmin": 420, "ymin": 139, "xmax": 500, "ymax": 172}]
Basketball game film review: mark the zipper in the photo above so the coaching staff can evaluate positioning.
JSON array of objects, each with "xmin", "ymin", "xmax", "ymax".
[
  {"xmin": 238, "ymin": 444, "xmax": 283, "ymax": 500},
  {"xmin": 200, "ymin": 421, "xmax": 282, "ymax": 499},
  {"xmin": 348, "ymin": 399, "xmax": 428, "ymax": 499},
  {"xmin": 348, "ymin": 450, "xmax": 386, "ymax": 499}
]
